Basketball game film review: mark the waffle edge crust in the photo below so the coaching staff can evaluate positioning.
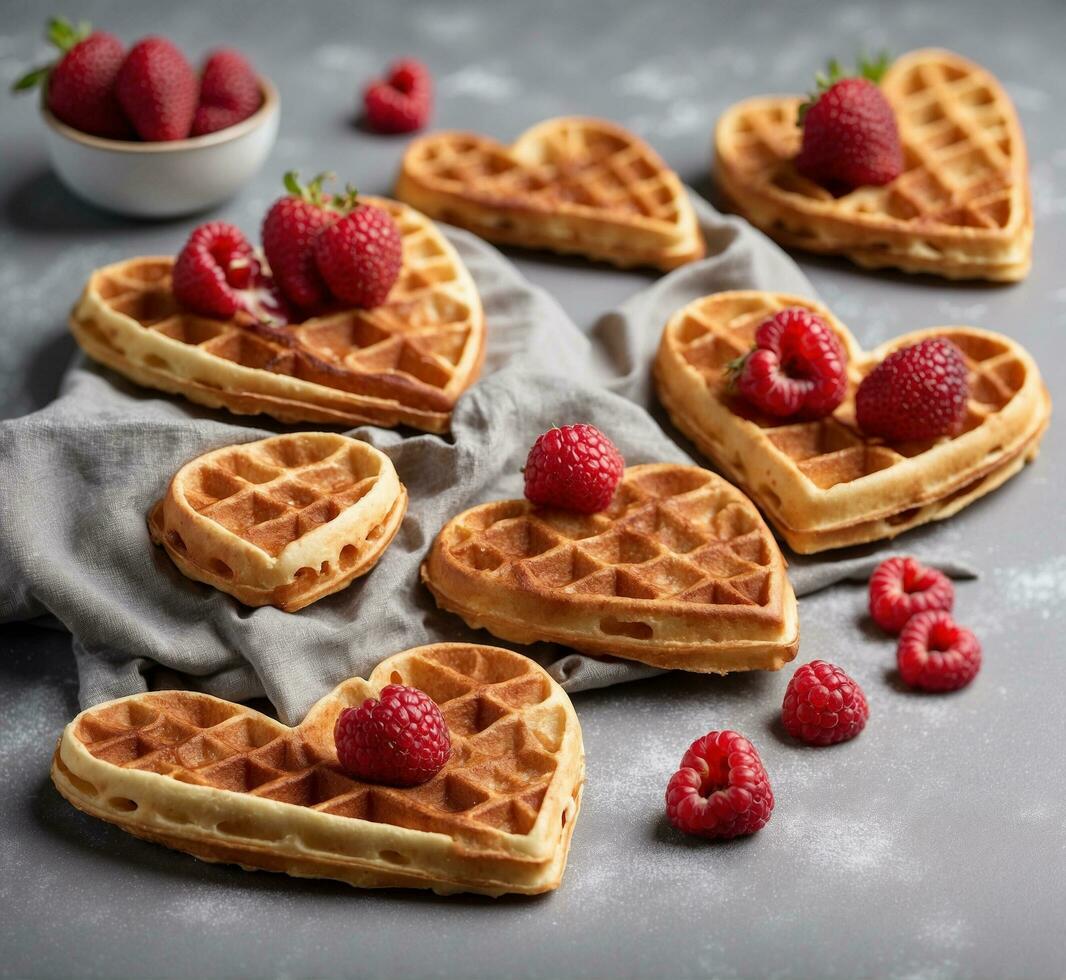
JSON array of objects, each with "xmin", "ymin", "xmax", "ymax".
[
  {"xmin": 396, "ymin": 116, "xmax": 706, "ymax": 271},
  {"xmin": 422, "ymin": 464, "xmax": 800, "ymax": 673},
  {"xmin": 714, "ymin": 49, "xmax": 1032, "ymax": 281},
  {"xmin": 69, "ymin": 198, "xmax": 485, "ymax": 433},
  {"xmin": 654, "ymin": 291, "xmax": 1050, "ymax": 553},
  {"xmin": 149, "ymin": 433, "xmax": 407, "ymax": 612},
  {"xmin": 51, "ymin": 644, "xmax": 584, "ymax": 897}
]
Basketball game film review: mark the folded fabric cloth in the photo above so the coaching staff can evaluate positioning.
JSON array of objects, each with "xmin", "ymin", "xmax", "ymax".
[{"xmin": 0, "ymin": 195, "xmax": 976, "ymax": 725}]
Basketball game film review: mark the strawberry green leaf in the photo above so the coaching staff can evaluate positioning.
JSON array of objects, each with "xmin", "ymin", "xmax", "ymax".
[{"xmin": 11, "ymin": 64, "xmax": 50, "ymax": 93}]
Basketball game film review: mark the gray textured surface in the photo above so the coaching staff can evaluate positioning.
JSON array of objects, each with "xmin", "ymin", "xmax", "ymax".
[{"xmin": 1, "ymin": 1, "xmax": 1065, "ymax": 978}]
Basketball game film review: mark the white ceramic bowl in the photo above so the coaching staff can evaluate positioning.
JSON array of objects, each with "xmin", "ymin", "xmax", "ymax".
[{"xmin": 40, "ymin": 79, "xmax": 280, "ymax": 218}]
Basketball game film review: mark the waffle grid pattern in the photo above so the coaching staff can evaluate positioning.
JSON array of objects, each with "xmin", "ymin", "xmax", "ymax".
[
  {"xmin": 411, "ymin": 124, "xmax": 683, "ymax": 224},
  {"xmin": 671, "ymin": 294, "xmax": 1027, "ymax": 492},
  {"xmin": 73, "ymin": 648, "xmax": 567, "ymax": 845},
  {"xmin": 446, "ymin": 467, "xmax": 775, "ymax": 610}
]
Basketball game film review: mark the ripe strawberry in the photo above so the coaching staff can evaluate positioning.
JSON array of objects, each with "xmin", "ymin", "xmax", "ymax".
[
  {"xmin": 115, "ymin": 36, "xmax": 198, "ymax": 141},
  {"xmin": 191, "ymin": 48, "xmax": 262, "ymax": 137},
  {"xmin": 334, "ymin": 684, "xmax": 451, "ymax": 787},
  {"xmin": 173, "ymin": 222, "xmax": 288, "ymax": 324},
  {"xmin": 796, "ymin": 55, "xmax": 904, "ymax": 191},
  {"xmin": 524, "ymin": 425, "xmax": 625, "ymax": 514},
  {"xmin": 13, "ymin": 17, "xmax": 132, "ymax": 139},
  {"xmin": 856, "ymin": 338, "xmax": 969, "ymax": 443},
  {"xmin": 313, "ymin": 201, "xmax": 403, "ymax": 308},
  {"xmin": 261, "ymin": 171, "xmax": 353, "ymax": 312},
  {"xmin": 729, "ymin": 307, "xmax": 848, "ymax": 420},
  {"xmin": 363, "ymin": 58, "xmax": 432, "ymax": 134}
]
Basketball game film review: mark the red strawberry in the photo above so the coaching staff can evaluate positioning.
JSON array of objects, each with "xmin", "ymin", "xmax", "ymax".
[
  {"xmin": 13, "ymin": 17, "xmax": 132, "ymax": 139},
  {"xmin": 191, "ymin": 48, "xmax": 262, "ymax": 137},
  {"xmin": 796, "ymin": 55, "xmax": 904, "ymax": 191},
  {"xmin": 313, "ymin": 200, "xmax": 403, "ymax": 308},
  {"xmin": 173, "ymin": 222, "xmax": 288, "ymax": 324},
  {"xmin": 856, "ymin": 338, "xmax": 969, "ymax": 443},
  {"xmin": 115, "ymin": 36, "xmax": 198, "ymax": 141},
  {"xmin": 729, "ymin": 307, "xmax": 848, "ymax": 420},
  {"xmin": 261, "ymin": 171, "xmax": 351, "ymax": 313},
  {"xmin": 363, "ymin": 58, "xmax": 432, "ymax": 134}
]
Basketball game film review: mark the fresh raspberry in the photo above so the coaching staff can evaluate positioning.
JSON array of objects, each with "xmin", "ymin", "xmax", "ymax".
[
  {"xmin": 868, "ymin": 556, "xmax": 955, "ymax": 633},
  {"xmin": 191, "ymin": 48, "xmax": 262, "ymax": 136},
  {"xmin": 261, "ymin": 171, "xmax": 348, "ymax": 312},
  {"xmin": 730, "ymin": 307, "xmax": 848, "ymax": 420},
  {"xmin": 14, "ymin": 17, "xmax": 132, "ymax": 139},
  {"xmin": 523, "ymin": 425, "xmax": 625, "ymax": 514},
  {"xmin": 363, "ymin": 58, "xmax": 432, "ymax": 134},
  {"xmin": 796, "ymin": 56, "xmax": 903, "ymax": 191},
  {"xmin": 782, "ymin": 661, "xmax": 869, "ymax": 746},
  {"xmin": 115, "ymin": 36, "xmax": 198, "ymax": 141},
  {"xmin": 856, "ymin": 338, "xmax": 969, "ymax": 443},
  {"xmin": 313, "ymin": 201, "xmax": 403, "ymax": 308},
  {"xmin": 173, "ymin": 222, "xmax": 288, "ymax": 323},
  {"xmin": 334, "ymin": 684, "xmax": 451, "ymax": 787},
  {"xmin": 665, "ymin": 731, "xmax": 774, "ymax": 839},
  {"xmin": 897, "ymin": 611, "xmax": 981, "ymax": 692}
]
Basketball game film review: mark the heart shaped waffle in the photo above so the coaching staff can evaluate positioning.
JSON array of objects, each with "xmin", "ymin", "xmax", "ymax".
[
  {"xmin": 148, "ymin": 433, "xmax": 406, "ymax": 612},
  {"xmin": 715, "ymin": 50, "xmax": 1032, "ymax": 281},
  {"xmin": 51, "ymin": 644, "xmax": 584, "ymax": 897},
  {"xmin": 69, "ymin": 198, "xmax": 484, "ymax": 433},
  {"xmin": 654, "ymin": 291, "xmax": 1049, "ymax": 553},
  {"xmin": 422, "ymin": 464, "xmax": 799, "ymax": 673},
  {"xmin": 396, "ymin": 116, "xmax": 705, "ymax": 271}
]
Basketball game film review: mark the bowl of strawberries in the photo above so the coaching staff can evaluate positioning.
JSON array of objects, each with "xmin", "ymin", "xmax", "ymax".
[{"xmin": 15, "ymin": 17, "xmax": 279, "ymax": 218}]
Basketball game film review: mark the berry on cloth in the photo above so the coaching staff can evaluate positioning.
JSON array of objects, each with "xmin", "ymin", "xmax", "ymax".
[
  {"xmin": 868, "ymin": 556, "xmax": 954, "ymax": 633},
  {"xmin": 115, "ymin": 35, "xmax": 198, "ymax": 141},
  {"xmin": 363, "ymin": 58, "xmax": 432, "ymax": 134},
  {"xmin": 191, "ymin": 48, "xmax": 262, "ymax": 136},
  {"xmin": 729, "ymin": 307, "xmax": 848, "ymax": 419},
  {"xmin": 334, "ymin": 684, "xmax": 451, "ymax": 787},
  {"xmin": 261, "ymin": 171, "xmax": 348, "ymax": 312},
  {"xmin": 855, "ymin": 338, "xmax": 969, "ymax": 443},
  {"xmin": 897, "ymin": 610, "xmax": 981, "ymax": 692},
  {"xmin": 781, "ymin": 661, "xmax": 869, "ymax": 746},
  {"xmin": 665, "ymin": 730, "xmax": 774, "ymax": 839},
  {"xmin": 796, "ymin": 55, "xmax": 904, "ymax": 191},
  {"xmin": 13, "ymin": 17, "xmax": 132, "ymax": 139},
  {"xmin": 313, "ymin": 200, "xmax": 403, "ymax": 308},
  {"xmin": 523, "ymin": 424, "xmax": 625, "ymax": 514},
  {"xmin": 173, "ymin": 222, "xmax": 287, "ymax": 323}
]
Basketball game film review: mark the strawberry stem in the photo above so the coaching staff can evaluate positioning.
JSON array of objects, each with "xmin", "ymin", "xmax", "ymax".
[{"xmin": 797, "ymin": 51, "xmax": 892, "ymax": 124}]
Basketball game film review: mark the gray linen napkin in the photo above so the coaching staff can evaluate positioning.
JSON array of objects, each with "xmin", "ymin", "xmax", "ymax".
[{"xmin": 0, "ymin": 196, "xmax": 974, "ymax": 724}]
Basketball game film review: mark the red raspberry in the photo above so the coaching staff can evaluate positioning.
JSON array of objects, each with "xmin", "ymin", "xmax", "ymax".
[
  {"xmin": 665, "ymin": 730, "xmax": 774, "ymax": 839},
  {"xmin": 523, "ymin": 424, "xmax": 624, "ymax": 514},
  {"xmin": 15, "ymin": 18, "xmax": 132, "ymax": 139},
  {"xmin": 897, "ymin": 610, "xmax": 981, "ymax": 693},
  {"xmin": 796, "ymin": 56, "xmax": 903, "ymax": 191},
  {"xmin": 363, "ymin": 58, "xmax": 432, "ymax": 134},
  {"xmin": 313, "ymin": 202, "xmax": 403, "ymax": 308},
  {"xmin": 730, "ymin": 307, "xmax": 847, "ymax": 420},
  {"xmin": 334, "ymin": 684, "xmax": 451, "ymax": 787},
  {"xmin": 191, "ymin": 48, "xmax": 262, "ymax": 136},
  {"xmin": 115, "ymin": 36, "xmax": 198, "ymax": 141},
  {"xmin": 856, "ymin": 338, "xmax": 969, "ymax": 443},
  {"xmin": 173, "ymin": 222, "xmax": 288, "ymax": 323},
  {"xmin": 781, "ymin": 661, "xmax": 869, "ymax": 746},
  {"xmin": 868, "ymin": 556, "xmax": 955, "ymax": 633}
]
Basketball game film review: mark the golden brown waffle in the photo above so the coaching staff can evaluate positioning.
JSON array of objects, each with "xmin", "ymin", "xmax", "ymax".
[
  {"xmin": 422, "ymin": 464, "xmax": 799, "ymax": 673},
  {"xmin": 69, "ymin": 198, "xmax": 485, "ymax": 433},
  {"xmin": 148, "ymin": 433, "xmax": 406, "ymax": 612},
  {"xmin": 51, "ymin": 644, "xmax": 584, "ymax": 897},
  {"xmin": 396, "ymin": 116, "xmax": 705, "ymax": 271},
  {"xmin": 715, "ymin": 50, "xmax": 1031, "ymax": 281},
  {"xmin": 654, "ymin": 291, "xmax": 1050, "ymax": 553}
]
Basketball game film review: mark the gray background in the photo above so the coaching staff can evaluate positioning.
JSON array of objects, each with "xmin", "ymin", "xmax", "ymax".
[{"xmin": 2, "ymin": 0, "xmax": 1065, "ymax": 977}]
